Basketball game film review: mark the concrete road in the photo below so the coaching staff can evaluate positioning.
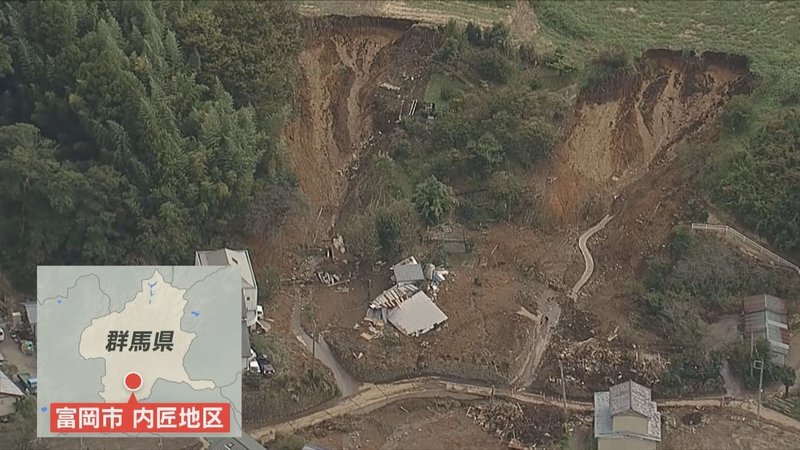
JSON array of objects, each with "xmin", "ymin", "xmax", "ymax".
[{"xmin": 569, "ymin": 214, "xmax": 613, "ymax": 299}]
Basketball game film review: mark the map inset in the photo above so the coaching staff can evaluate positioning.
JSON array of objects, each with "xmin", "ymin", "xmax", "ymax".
[{"xmin": 37, "ymin": 266, "xmax": 242, "ymax": 438}]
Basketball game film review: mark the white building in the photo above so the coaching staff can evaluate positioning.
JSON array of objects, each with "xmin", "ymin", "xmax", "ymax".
[
  {"xmin": 594, "ymin": 380, "xmax": 661, "ymax": 450},
  {"xmin": 195, "ymin": 249, "xmax": 259, "ymax": 329}
]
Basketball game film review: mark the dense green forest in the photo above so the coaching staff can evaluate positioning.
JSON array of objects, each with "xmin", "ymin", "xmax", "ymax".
[
  {"xmin": 0, "ymin": 1, "xmax": 300, "ymax": 288},
  {"xmin": 710, "ymin": 110, "xmax": 800, "ymax": 256}
]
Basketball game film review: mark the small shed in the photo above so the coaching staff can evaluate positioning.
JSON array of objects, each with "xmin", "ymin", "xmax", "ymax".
[
  {"xmin": 743, "ymin": 294, "xmax": 790, "ymax": 364},
  {"xmin": 391, "ymin": 257, "xmax": 425, "ymax": 286},
  {"xmin": 23, "ymin": 302, "xmax": 37, "ymax": 338}
]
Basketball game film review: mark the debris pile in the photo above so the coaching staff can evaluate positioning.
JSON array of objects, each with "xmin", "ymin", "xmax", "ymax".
[
  {"xmin": 467, "ymin": 402, "xmax": 581, "ymax": 449},
  {"xmin": 316, "ymin": 271, "xmax": 342, "ymax": 286},
  {"xmin": 362, "ymin": 255, "xmax": 450, "ymax": 338},
  {"xmin": 553, "ymin": 340, "xmax": 666, "ymax": 392}
]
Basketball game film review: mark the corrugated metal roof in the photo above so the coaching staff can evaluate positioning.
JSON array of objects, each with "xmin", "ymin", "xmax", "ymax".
[
  {"xmin": 386, "ymin": 290, "xmax": 447, "ymax": 336},
  {"xmin": 23, "ymin": 302, "xmax": 37, "ymax": 325},
  {"xmin": 743, "ymin": 294, "xmax": 787, "ymax": 314},
  {"xmin": 0, "ymin": 370, "xmax": 24, "ymax": 397},
  {"xmin": 393, "ymin": 263, "xmax": 425, "ymax": 283},
  {"xmin": 609, "ymin": 380, "xmax": 652, "ymax": 417}
]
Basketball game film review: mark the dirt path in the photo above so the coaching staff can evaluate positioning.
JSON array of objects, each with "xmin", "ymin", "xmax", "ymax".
[
  {"xmin": 291, "ymin": 293, "xmax": 361, "ymax": 398},
  {"xmin": 511, "ymin": 290, "xmax": 561, "ymax": 390},
  {"xmin": 569, "ymin": 214, "xmax": 613, "ymax": 299},
  {"xmin": 253, "ymin": 377, "xmax": 800, "ymax": 442}
]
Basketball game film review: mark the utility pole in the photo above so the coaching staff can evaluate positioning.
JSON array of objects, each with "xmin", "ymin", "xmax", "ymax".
[
  {"xmin": 753, "ymin": 359, "xmax": 764, "ymax": 427},
  {"xmin": 558, "ymin": 358, "xmax": 568, "ymax": 434},
  {"xmin": 750, "ymin": 331, "xmax": 754, "ymax": 378},
  {"xmin": 311, "ymin": 317, "xmax": 317, "ymax": 378}
]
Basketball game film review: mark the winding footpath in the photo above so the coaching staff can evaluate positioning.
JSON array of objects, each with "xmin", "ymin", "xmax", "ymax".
[
  {"xmin": 252, "ymin": 376, "xmax": 800, "ymax": 441},
  {"xmin": 569, "ymin": 214, "xmax": 613, "ymax": 299}
]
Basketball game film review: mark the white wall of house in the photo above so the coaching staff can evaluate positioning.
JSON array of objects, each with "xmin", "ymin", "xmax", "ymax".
[
  {"xmin": 598, "ymin": 437, "xmax": 656, "ymax": 450},
  {"xmin": 244, "ymin": 287, "xmax": 258, "ymax": 315},
  {"xmin": 0, "ymin": 394, "xmax": 19, "ymax": 417},
  {"xmin": 612, "ymin": 414, "xmax": 649, "ymax": 435}
]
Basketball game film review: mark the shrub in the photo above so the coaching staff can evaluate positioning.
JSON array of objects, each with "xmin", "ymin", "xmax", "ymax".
[
  {"xmin": 435, "ymin": 36, "xmax": 463, "ymax": 63},
  {"xmin": 668, "ymin": 227, "xmax": 693, "ymax": 260},
  {"xmin": 470, "ymin": 48, "xmax": 513, "ymax": 83},
  {"xmin": 718, "ymin": 95, "xmax": 752, "ymax": 133},
  {"xmin": 593, "ymin": 45, "xmax": 629, "ymax": 70},
  {"xmin": 484, "ymin": 22, "xmax": 510, "ymax": 49},
  {"xmin": 272, "ymin": 433, "xmax": 305, "ymax": 450},
  {"xmin": 465, "ymin": 22, "xmax": 483, "ymax": 46},
  {"xmin": 376, "ymin": 210, "xmax": 401, "ymax": 261},
  {"xmin": 467, "ymin": 132, "xmax": 504, "ymax": 174},
  {"xmin": 685, "ymin": 198, "xmax": 708, "ymax": 222},
  {"xmin": 488, "ymin": 173, "xmax": 525, "ymax": 221},
  {"xmin": 413, "ymin": 176, "xmax": 456, "ymax": 225}
]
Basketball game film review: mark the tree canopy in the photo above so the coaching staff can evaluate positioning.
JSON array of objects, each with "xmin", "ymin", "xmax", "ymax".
[{"xmin": 0, "ymin": 1, "xmax": 301, "ymax": 287}]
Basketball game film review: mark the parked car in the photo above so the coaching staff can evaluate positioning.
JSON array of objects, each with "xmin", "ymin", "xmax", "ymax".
[{"xmin": 255, "ymin": 354, "xmax": 275, "ymax": 377}]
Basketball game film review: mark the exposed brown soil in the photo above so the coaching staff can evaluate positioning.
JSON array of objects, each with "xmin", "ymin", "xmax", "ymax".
[
  {"xmin": 299, "ymin": 398, "xmax": 589, "ymax": 450},
  {"xmin": 544, "ymin": 50, "xmax": 754, "ymax": 226},
  {"xmin": 661, "ymin": 406, "xmax": 800, "ymax": 450},
  {"xmin": 250, "ymin": 13, "xmax": 763, "ymax": 436}
]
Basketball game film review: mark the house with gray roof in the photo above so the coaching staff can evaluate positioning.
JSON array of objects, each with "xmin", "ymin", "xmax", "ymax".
[
  {"xmin": 594, "ymin": 380, "xmax": 661, "ymax": 450},
  {"xmin": 0, "ymin": 369, "xmax": 25, "ymax": 417},
  {"xmin": 207, "ymin": 432, "xmax": 266, "ymax": 450},
  {"xmin": 196, "ymin": 249, "xmax": 259, "ymax": 329}
]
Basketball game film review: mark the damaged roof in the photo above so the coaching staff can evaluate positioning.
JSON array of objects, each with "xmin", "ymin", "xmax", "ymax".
[
  {"xmin": 386, "ymin": 290, "xmax": 447, "ymax": 336},
  {"xmin": 370, "ymin": 284, "xmax": 419, "ymax": 309},
  {"xmin": 0, "ymin": 370, "xmax": 24, "ymax": 397}
]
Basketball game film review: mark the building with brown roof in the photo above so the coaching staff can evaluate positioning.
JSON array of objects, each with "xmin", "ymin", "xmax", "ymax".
[{"xmin": 743, "ymin": 294, "xmax": 790, "ymax": 364}]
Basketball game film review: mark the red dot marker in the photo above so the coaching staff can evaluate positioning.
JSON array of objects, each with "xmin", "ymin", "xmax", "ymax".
[{"xmin": 124, "ymin": 372, "xmax": 143, "ymax": 392}]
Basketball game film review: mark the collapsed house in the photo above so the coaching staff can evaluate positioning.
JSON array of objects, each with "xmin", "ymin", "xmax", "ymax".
[{"xmin": 365, "ymin": 256, "xmax": 448, "ymax": 337}]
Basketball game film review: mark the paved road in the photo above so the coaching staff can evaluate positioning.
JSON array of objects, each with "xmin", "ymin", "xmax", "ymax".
[
  {"xmin": 569, "ymin": 214, "xmax": 613, "ymax": 299},
  {"xmin": 251, "ymin": 377, "xmax": 800, "ymax": 442}
]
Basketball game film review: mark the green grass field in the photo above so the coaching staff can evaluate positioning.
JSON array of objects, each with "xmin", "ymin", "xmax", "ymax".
[{"xmin": 532, "ymin": 1, "xmax": 800, "ymax": 113}]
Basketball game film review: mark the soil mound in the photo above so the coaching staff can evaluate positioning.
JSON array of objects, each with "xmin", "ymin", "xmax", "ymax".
[{"xmin": 544, "ymin": 50, "xmax": 754, "ymax": 224}]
